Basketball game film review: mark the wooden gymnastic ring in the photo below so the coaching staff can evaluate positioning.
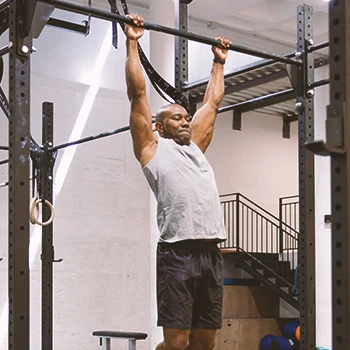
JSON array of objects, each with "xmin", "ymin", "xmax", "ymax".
[{"xmin": 29, "ymin": 198, "xmax": 55, "ymax": 226}]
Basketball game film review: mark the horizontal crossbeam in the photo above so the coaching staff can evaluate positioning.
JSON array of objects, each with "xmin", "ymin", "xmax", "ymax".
[
  {"xmin": 218, "ymin": 88, "xmax": 295, "ymax": 114},
  {"xmin": 190, "ymin": 70, "xmax": 288, "ymax": 105},
  {"xmin": 39, "ymin": 0, "xmax": 300, "ymax": 65},
  {"xmin": 183, "ymin": 52, "xmax": 296, "ymax": 92},
  {"xmin": 309, "ymin": 78, "xmax": 329, "ymax": 89},
  {"xmin": 0, "ymin": 0, "xmax": 9, "ymax": 12},
  {"xmin": 308, "ymin": 40, "xmax": 329, "ymax": 53}
]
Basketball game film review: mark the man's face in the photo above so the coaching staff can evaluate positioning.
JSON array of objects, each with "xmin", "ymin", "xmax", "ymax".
[{"xmin": 156, "ymin": 105, "xmax": 192, "ymax": 146}]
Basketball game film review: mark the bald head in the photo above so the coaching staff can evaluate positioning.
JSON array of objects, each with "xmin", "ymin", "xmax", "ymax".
[
  {"xmin": 155, "ymin": 104, "xmax": 180, "ymax": 123},
  {"xmin": 154, "ymin": 104, "xmax": 192, "ymax": 145}
]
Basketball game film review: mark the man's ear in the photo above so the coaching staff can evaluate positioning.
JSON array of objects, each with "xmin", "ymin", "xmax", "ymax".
[{"xmin": 155, "ymin": 121, "xmax": 164, "ymax": 134}]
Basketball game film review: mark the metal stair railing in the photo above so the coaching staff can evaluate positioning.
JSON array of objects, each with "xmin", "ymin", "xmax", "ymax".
[
  {"xmin": 219, "ymin": 193, "xmax": 299, "ymax": 309},
  {"xmin": 279, "ymin": 194, "xmax": 299, "ymax": 234},
  {"xmin": 219, "ymin": 192, "xmax": 299, "ymax": 271}
]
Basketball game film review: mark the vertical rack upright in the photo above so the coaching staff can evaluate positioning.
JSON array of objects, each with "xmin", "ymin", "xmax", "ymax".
[
  {"xmin": 296, "ymin": 5, "xmax": 316, "ymax": 350},
  {"xmin": 328, "ymin": 0, "xmax": 350, "ymax": 348},
  {"xmin": 8, "ymin": 0, "xmax": 32, "ymax": 349}
]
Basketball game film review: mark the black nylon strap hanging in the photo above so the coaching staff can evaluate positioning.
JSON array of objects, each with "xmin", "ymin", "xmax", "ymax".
[
  {"xmin": 30, "ymin": 149, "xmax": 42, "ymax": 200},
  {"xmin": 0, "ymin": 56, "xmax": 10, "ymax": 118},
  {"xmin": 111, "ymin": 1, "xmax": 173, "ymax": 105},
  {"xmin": 107, "ymin": 0, "xmax": 119, "ymax": 48},
  {"xmin": 31, "ymin": 157, "xmax": 36, "ymax": 198},
  {"xmin": 119, "ymin": 0, "xmax": 190, "ymax": 111},
  {"xmin": 0, "ymin": 86, "xmax": 10, "ymax": 118}
]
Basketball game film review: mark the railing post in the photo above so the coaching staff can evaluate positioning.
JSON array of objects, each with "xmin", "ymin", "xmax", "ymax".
[
  {"xmin": 236, "ymin": 193, "xmax": 240, "ymax": 249},
  {"xmin": 279, "ymin": 197, "xmax": 283, "ymax": 253}
]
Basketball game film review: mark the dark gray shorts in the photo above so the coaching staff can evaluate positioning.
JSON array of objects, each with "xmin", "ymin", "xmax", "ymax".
[{"xmin": 156, "ymin": 240, "xmax": 224, "ymax": 330}]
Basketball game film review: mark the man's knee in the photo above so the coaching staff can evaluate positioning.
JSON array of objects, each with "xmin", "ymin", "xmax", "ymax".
[
  {"xmin": 188, "ymin": 329, "xmax": 216, "ymax": 350},
  {"xmin": 165, "ymin": 336, "xmax": 188, "ymax": 350},
  {"xmin": 163, "ymin": 328, "xmax": 190, "ymax": 350},
  {"xmin": 188, "ymin": 338, "xmax": 215, "ymax": 350}
]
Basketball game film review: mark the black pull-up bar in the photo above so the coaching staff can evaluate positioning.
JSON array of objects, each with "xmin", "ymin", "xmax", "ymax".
[
  {"xmin": 0, "ymin": 0, "xmax": 9, "ymax": 13},
  {"xmin": 39, "ymin": 0, "xmax": 300, "ymax": 66}
]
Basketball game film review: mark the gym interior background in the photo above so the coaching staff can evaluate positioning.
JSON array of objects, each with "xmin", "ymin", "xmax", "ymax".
[{"xmin": 0, "ymin": 0, "xmax": 333, "ymax": 349}]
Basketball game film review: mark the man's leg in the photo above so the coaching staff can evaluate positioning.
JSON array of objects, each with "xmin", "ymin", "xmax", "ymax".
[
  {"xmin": 156, "ymin": 242, "xmax": 196, "ymax": 350},
  {"xmin": 156, "ymin": 328, "xmax": 191, "ymax": 350},
  {"xmin": 188, "ymin": 244, "xmax": 223, "ymax": 350},
  {"xmin": 186, "ymin": 329, "xmax": 217, "ymax": 350}
]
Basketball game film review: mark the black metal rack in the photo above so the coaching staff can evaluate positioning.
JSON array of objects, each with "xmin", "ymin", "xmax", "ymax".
[
  {"xmin": 5, "ymin": 1, "xmax": 346, "ymax": 350},
  {"xmin": 8, "ymin": 1, "xmax": 31, "ymax": 349},
  {"xmin": 296, "ymin": 6, "xmax": 316, "ymax": 348},
  {"xmin": 325, "ymin": 1, "xmax": 349, "ymax": 349}
]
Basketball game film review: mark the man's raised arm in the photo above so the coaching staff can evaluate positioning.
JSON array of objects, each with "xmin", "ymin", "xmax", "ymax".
[
  {"xmin": 125, "ymin": 14, "xmax": 157, "ymax": 166},
  {"xmin": 191, "ymin": 37, "xmax": 231, "ymax": 153}
]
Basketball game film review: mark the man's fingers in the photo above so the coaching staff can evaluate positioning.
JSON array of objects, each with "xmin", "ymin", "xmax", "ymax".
[
  {"xmin": 127, "ymin": 13, "xmax": 144, "ymax": 27},
  {"xmin": 215, "ymin": 36, "xmax": 232, "ymax": 49},
  {"xmin": 215, "ymin": 36, "xmax": 231, "ymax": 48},
  {"xmin": 134, "ymin": 15, "xmax": 144, "ymax": 26},
  {"xmin": 223, "ymin": 39, "xmax": 232, "ymax": 48}
]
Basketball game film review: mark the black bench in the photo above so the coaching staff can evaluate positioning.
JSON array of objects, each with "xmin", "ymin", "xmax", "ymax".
[{"xmin": 92, "ymin": 331, "xmax": 148, "ymax": 350}]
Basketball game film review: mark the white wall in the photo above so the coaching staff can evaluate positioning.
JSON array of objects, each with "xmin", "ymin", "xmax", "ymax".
[
  {"xmin": 188, "ymin": 39, "xmax": 299, "ymax": 214},
  {"xmin": 189, "ymin": 41, "xmax": 260, "ymax": 83},
  {"xmin": 29, "ymin": 77, "xmax": 151, "ymax": 350},
  {"xmin": 207, "ymin": 110, "xmax": 298, "ymax": 215},
  {"xmin": 314, "ymin": 66, "xmax": 332, "ymax": 350},
  {"xmin": 0, "ymin": 18, "xmax": 152, "ymax": 350}
]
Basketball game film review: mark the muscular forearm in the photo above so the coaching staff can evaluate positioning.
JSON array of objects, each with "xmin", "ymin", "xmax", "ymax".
[
  {"xmin": 203, "ymin": 62, "xmax": 225, "ymax": 110},
  {"xmin": 126, "ymin": 38, "xmax": 146, "ymax": 100}
]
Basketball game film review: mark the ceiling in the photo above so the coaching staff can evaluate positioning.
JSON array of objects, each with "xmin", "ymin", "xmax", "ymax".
[
  {"xmin": 64, "ymin": 0, "xmax": 330, "ymax": 55},
  {"xmin": 38, "ymin": 0, "xmax": 330, "ymax": 124},
  {"xmin": 110, "ymin": 0, "xmax": 330, "ymax": 124},
  {"xmin": 125, "ymin": 0, "xmax": 330, "ymax": 55}
]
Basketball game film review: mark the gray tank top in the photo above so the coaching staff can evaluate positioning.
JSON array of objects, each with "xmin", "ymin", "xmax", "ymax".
[{"xmin": 143, "ymin": 136, "xmax": 226, "ymax": 243}]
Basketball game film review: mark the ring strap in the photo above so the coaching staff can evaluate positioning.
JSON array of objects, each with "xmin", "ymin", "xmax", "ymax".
[{"xmin": 114, "ymin": 0, "xmax": 190, "ymax": 111}]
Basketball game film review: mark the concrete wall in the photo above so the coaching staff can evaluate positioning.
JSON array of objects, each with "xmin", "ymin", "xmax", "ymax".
[
  {"xmin": 314, "ymin": 66, "xmax": 331, "ymax": 349},
  {"xmin": 207, "ymin": 110, "xmax": 298, "ymax": 215},
  {"xmin": 0, "ymin": 19, "xmax": 152, "ymax": 350},
  {"xmin": 30, "ymin": 76, "xmax": 151, "ymax": 350}
]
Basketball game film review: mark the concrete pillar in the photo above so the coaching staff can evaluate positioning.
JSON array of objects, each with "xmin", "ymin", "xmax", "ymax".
[{"xmin": 149, "ymin": 1, "xmax": 175, "ymax": 348}]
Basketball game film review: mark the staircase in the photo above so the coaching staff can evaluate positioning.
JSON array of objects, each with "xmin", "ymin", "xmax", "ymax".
[
  {"xmin": 219, "ymin": 193, "xmax": 299, "ymax": 311},
  {"xmin": 214, "ymin": 285, "xmax": 297, "ymax": 349}
]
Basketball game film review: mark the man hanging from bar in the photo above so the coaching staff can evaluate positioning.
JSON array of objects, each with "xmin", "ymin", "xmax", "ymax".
[{"xmin": 125, "ymin": 13, "xmax": 231, "ymax": 350}]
